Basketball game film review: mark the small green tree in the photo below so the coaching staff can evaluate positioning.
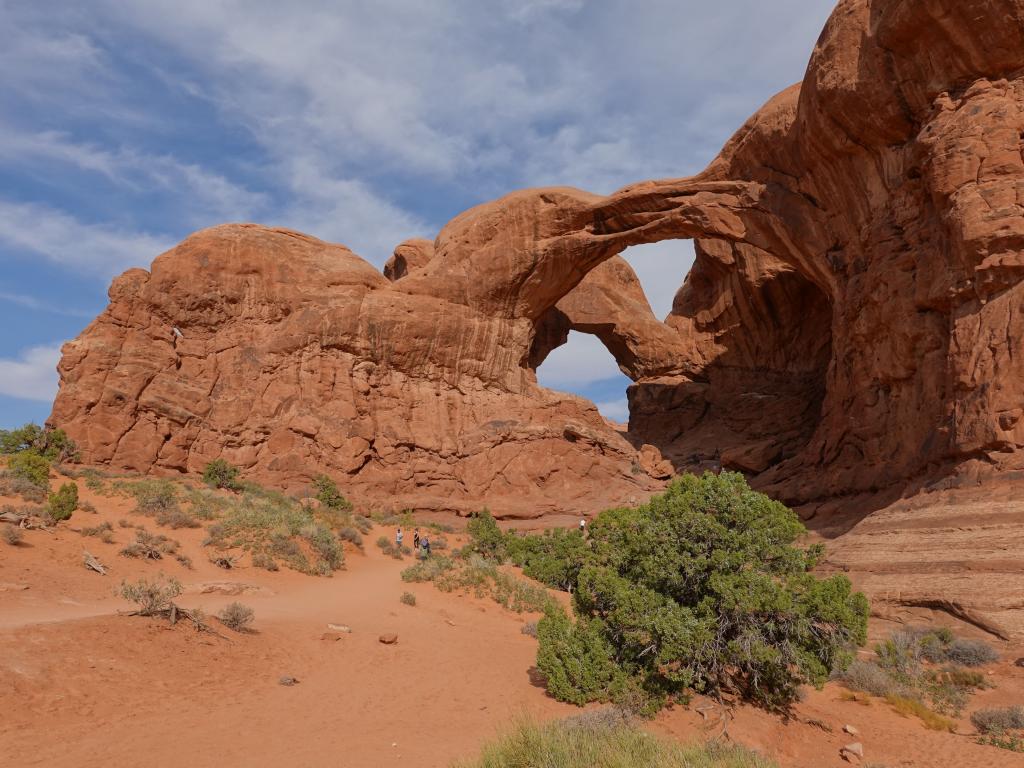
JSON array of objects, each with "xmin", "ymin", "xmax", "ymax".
[
  {"xmin": 0, "ymin": 423, "xmax": 77, "ymax": 461},
  {"xmin": 508, "ymin": 528, "xmax": 590, "ymax": 591},
  {"xmin": 313, "ymin": 474, "xmax": 352, "ymax": 512},
  {"xmin": 202, "ymin": 459, "xmax": 242, "ymax": 491},
  {"xmin": 8, "ymin": 451, "xmax": 52, "ymax": 488},
  {"xmin": 47, "ymin": 482, "xmax": 79, "ymax": 522},
  {"xmin": 536, "ymin": 472, "xmax": 869, "ymax": 710},
  {"xmin": 467, "ymin": 509, "xmax": 507, "ymax": 560}
]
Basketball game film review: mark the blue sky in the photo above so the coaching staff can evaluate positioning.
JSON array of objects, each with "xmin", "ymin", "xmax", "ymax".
[{"xmin": 0, "ymin": 0, "xmax": 835, "ymax": 429}]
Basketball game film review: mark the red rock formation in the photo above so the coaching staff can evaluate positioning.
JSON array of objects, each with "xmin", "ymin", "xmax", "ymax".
[{"xmin": 51, "ymin": 0, "xmax": 1024, "ymax": 523}]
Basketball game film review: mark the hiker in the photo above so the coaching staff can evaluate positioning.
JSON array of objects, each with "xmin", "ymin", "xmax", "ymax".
[
  {"xmin": 413, "ymin": 528, "xmax": 421, "ymax": 550},
  {"xmin": 421, "ymin": 535, "xmax": 430, "ymax": 557},
  {"xmin": 396, "ymin": 527, "xmax": 403, "ymax": 548},
  {"xmin": 579, "ymin": 518, "xmax": 586, "ymax": 532}
]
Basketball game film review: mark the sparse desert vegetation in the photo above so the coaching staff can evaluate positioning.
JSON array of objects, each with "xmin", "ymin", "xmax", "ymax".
[
  {"xmin": 837, "ymin": 627, "xmax": 998, "ymax": 728},
  {"xmin": 453, "ymin": 717, "xmax": 776, "ymax": 768},
  {"xmin": 217, "ymin": 602, "xmax": 255, "ymax": 632}
]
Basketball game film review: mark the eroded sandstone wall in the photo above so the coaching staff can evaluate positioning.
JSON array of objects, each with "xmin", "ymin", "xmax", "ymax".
[{"xmin": 51, "ymin": 0, "xmax": 1024, "ymax": 518}]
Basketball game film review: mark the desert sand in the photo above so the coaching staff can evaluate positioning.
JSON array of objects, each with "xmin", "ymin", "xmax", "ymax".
[{"xmin": 2, "ymin": 472, "xmax": 1022, "ymax": 768}]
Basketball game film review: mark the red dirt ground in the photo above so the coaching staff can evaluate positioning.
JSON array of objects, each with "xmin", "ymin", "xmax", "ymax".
[{"xmin": 2, "ymin": 471, "xmax": 1022, "ymax": 767}]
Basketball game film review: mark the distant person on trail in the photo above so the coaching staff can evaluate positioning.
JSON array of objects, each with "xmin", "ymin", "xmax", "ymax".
[
  {"xmin": 422, "ymin": 535, "xmax": 430, "ymax": 557},
  {"xmin": 396, "ymin": 527, "xmax": 403, "ymax": 548},
  {"xmin": 579, "ymin": 519, "xmax": 586, "ymax": 532},
  {"xmin": 413, "ymin": 529, "xmax": 421, "ymax": 550}
]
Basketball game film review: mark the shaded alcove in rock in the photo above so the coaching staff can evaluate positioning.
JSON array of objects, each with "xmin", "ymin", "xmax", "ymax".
[
  {"xmin": 627, "ymin": 239, "xmax": 834, "ymax": 499},
  {"xmin": 528, "ymin": 241, "xmax": 695, "ymax": 427}
]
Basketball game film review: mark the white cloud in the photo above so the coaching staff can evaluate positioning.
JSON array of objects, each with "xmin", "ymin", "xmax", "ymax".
[
  {"xmin": 595, "ymin": 398, "xmax": 630, "ymax": 423},
  {"xmin": 0, "ymin": 289, "xmax": 96, "ymax": 318},
  {"xmin": 0, "ymin": 200, "xmax": 173, "ymax": 277},
  {"xmin": 0, "ymin": 344, "xmax": 62, "ymax": 402},
  {"xmin": 620, "ymin": 241, "xmax": 697, "ymax": 320},
  {"xmin": 277, "ymin": 159, "xmax": 429, "ymax": 266},
  {"xmin": 536, "ymin": 331, "xmax": 624, "ymax": 390},
  {"xmin": 0, "ymin": 125, "xmax": 267, "ymax": 224}
]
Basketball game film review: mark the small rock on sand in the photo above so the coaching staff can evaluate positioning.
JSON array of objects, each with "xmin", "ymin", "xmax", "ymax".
[
  {"xmin": 321, "ymin": 632, "xmax": 345, "ymax": 642},
  {"xmin": 327, "ymin": 623, "xmax": 352, "ymax": 633},
  {"xmin": 379, "ymin": 634, "xmax": 398, "ymax": 645},
  {"xmin": 279, "ymin": 676, "xmax": 299, "ymax": 686},
  {"xmin": 843, "ymin": 724, "xmax": 860, "ymax": 736},
  {"xmin": 840, "ymin": 742, "xmax": 864, "ymax": 762}
]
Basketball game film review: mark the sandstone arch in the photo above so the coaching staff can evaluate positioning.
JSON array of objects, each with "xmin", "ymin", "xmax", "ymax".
[{"xmin": 51, "ymin": 0, "xmax": 1024, "ymax": 525}]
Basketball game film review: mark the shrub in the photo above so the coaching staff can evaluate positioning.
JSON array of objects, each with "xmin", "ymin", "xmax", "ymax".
[
  {"xmin": 252, "ymin": 552, "xmax": 279, "ymax": 571},
  {"xmin": 7, "ymin": 451, "xmax": 51, "ymax": 488},
  {"xmin": 971, "ymin": 706, "xmax": 1024, "ymax": 734},
  {"xmin": 400, "ymin": 591, "xmax": 417, "ymax": 606},
  {"xmin": 118, "ymin": 574, "xmax": 182, "ymax": 614},
  {"xmin": 203, "ymin": 487, "xmax": 343, "ymax": 576},
  {"xmin": 81, "ymin": 521, "xmax": 114, "ymax": 538},
  {"xmin": 839, "ymin": 661, "xmax": 904, "ymax": 699},
  {"xmin": 945, "ymin": 638, "xmax": 999, "ymax": 667},
  {"xmin": 218, "ymin": 602, "xmax": 254, "ymax": 632},
  {"xmin": 508, "ymin": 528, "xmax": 589, "ymax": 591},
  {"xmin": 303, "ymin": 524, "xmax": 344, "ymax": 571},
  {"xmin": 536, "ymin": 472, "xmax": 868, "ymax": 710},
  {"xmin": 977, "ymin": 732, "xmax": 1024, "ymax": 752},
  {"xmin": 0, "ymin": 471, "xmax": 47, "ymax": 502},
  {"xmin": 47, "ymin": 482, "xmax": 78, "ymax": 522},
  {"xmin": 157, "ymin": 507, "xmax": 201, "ymax": 529},
  {"xmin": 353, "ymin": 515, "xmax": 373, "ymax": 535},
  {"xmin": 203, "ymin": 459, "xmax": 242, "ymax": 491},
  {"xmin": 82, "ymin": 470, "xmax": 107, "ymax": 493},
  {"xmin": 452, "ymin": 717, "xmax": 777, "ymax": 768},
  {"xmin": 0, "ymin": 424, "xmax": 78, "ymax": 461},
  {"xmin": 466, "ymin": 509, "xmax": 506, "ymax": 560},
  {"xmin": 521, "ymin": 621, "xmax": 539, "ymax": 638},
  {"xmin": 376, "ymin": 535, "xmax": 406, "ymax": 559},
  {"xmin": 313, "ymin": 474, "xmax": 352, "ymax": 513},
  {"xmin": 120, "ymin": 529, "xmax": 179, "ymax": 560},
  {"xmin": 402, "ymin": 555, "xmax": 456, "ymax": 583},
  {"xmin": 2, "ymin": 524, "xmax": 23, "ymax": 545},
  {"xmin": 339, "ymin": 526, "xmax": 363, "ymax": 547}
]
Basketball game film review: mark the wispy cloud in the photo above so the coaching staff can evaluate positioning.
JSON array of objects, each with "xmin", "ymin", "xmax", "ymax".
[
  {"xmin": 0, "ymin": 289, "xmax": 98, "ymax": 318},
  {"xmin": 595, "ymin": 398, "xmax": 630, "ymax": 423},
  {"xmin": 0, "ymin": 344, "xmax": 62, "ymax": 402},
  {"xmin": 536, "ymin": 331, "xmax": 624, "ymax": 391},
  {"xmin": 0, "ymin": 125, "xmax": 267, "ymax": 223},
  {"xmin": 0, "ymin": 200, "xmax": 172, "ymax": 277}
]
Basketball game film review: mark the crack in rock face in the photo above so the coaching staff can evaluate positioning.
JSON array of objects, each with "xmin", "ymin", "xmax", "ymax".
[{"xmin": 51, "ymin": 0, "xmax": 1024, "ymax": 520}]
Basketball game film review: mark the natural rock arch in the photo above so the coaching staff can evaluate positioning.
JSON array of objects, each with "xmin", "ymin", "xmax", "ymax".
[{"xmin": 51, "ymin": 0, "xmax": 1024, "ymax": 520}]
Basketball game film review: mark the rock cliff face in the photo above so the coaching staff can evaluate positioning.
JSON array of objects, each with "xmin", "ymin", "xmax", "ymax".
[{"xmin": 51, "ymin": 0, "xmax": 1024, "ymax": 521}]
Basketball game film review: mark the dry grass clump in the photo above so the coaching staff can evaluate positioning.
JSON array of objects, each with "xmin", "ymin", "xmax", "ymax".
[
  {"xmin": 521, "ymin": 621, "xmax": 539, "ymax": 638},
  {"xmin": 120, "ymin": 528, "xmax": 180, "ymax": 560},
  {"xmin": 971, "ymin": 705, "xmax": 1024, "ymax": 734},
  {"xmin": 452, "ymin": 717, "xmax": 776, "ymax": 768},
  {"xmin": 217, "ymin": 602, "xmax": 255, "ymax": 632},
  {"xmin": 204, "ymin": 486, "xmax": 344, "ymax": 576},
  {"xmin": 338, "ymin": 526, "xmax": 363, "ymax": 547},
  {"xmin": 399, "ymin": 591, "xmax": 417, "ymax": 606},
  {"xmin": 401, "ymin": 554, "xmax": 557, "ymax": 614},
  {"xmin": 81, "ymin": 520, "xmax": 115, "ymax": 543},
  {"xmin": 837, "ymin": 626, "xmax": 997, "ymax": 726},
  {"xmin": 376, "ymin": 535, "xmax": 410, "ymax": 559},
  {"xmin": 119, "ymin": 574, "xmax": 182, "ymax": 615},
  {"xmin": 884, "ymin": 694, "xmax": 956, "ymax": 732},
  {"xmin": 2, "ymin": 523, "xmax": 23, "ymax": 545}
]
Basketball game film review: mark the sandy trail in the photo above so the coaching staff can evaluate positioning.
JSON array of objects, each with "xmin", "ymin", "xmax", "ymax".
[{"xmin": 3, "ymin": 476, "xmax": 1024, "ymax": 768}]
